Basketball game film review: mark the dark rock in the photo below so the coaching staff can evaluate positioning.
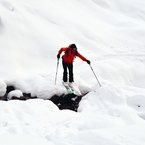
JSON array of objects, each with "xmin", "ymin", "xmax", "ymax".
[
  {"xmin": 50, "ymin": 93, "xmax": 85, "ymax": 112},
  {"xmin": 6, "ymin": 86, "xmax": 15, "ymax": 93},
  {"xmin": 0, "ymin": 84, "xmax": 88, "ymax": 112}
]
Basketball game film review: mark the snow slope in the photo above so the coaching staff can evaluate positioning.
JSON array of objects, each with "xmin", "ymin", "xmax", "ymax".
[{"xmin": 0, "ymin": 0, "xmax": 145, "ymax": 144}]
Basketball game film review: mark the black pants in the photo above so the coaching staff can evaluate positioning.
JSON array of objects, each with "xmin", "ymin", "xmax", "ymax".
[{"xmin": 62, "ymin": 61, "xmax": 74, "ymax": 82}]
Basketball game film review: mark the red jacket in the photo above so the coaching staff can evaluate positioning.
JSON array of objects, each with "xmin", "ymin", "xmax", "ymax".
[{"xmin": 58, "ymin": 46, "xmax": 87, "ymax": 63}]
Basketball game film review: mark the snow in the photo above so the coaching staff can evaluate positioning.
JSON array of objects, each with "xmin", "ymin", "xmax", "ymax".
[
  {"xmin": 7, "ymin": 90, "xmax": 23, "ymax": 100},
  {"xmin": 0, "ymin": 80, "xmax": 6, "ymax": 96},
  {"xmin": 0, "ymin": 0, "xmax": 145, "ymax": 144}
]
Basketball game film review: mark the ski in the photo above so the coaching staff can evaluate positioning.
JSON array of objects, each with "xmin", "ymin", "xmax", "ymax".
[
  {"xmin": 62, "ymin": 82, "xmax": 81, "ymax": 95},
  {"xmin": 68, "ymin": 84, "xmax": 75, "ymax": 93},
  {"xmin": 68, "ymin": 83, "xmax": 82, "ymax": 95},
  {"xmin": 62, "ymin": 82, "xmax": 73, "ymax": 93}
]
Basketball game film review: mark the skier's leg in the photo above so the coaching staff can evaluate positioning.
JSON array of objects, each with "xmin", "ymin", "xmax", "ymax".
[
  {"xmin": 68, "ymin": 63, "xmax": 74, "ymax": 82},
  {"xmin": 62, "ymin": 61, "xmax": 68, "ymax": 82}
]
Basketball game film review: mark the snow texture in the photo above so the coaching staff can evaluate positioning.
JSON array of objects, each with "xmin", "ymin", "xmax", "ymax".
[{"xmin": 0, "ymin": 0, "xmax": 145, "ymax": 144}]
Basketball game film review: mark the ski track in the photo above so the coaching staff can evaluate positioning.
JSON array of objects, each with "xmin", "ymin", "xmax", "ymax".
[{"xmin": 96, "ymin": 53, "xmax": 145, "ymax": 61}]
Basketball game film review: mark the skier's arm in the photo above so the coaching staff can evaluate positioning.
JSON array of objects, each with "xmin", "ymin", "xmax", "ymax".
[
  {"xmin": 76, "ymin": 52, "xmax": 90, "ymax": 64},
  {"xmin": 76, "ymin": 52, "xmax": 87, "ymax": 61},
  {"xmin": 57, "ymin": 47, "xmax": 67, "ymax": 59},
  {"xmin": 58, "ymin": 47, "xmax": 67, "ymax": 54}
]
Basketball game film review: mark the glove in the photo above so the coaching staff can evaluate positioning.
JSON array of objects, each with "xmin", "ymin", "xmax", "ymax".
[
  {"xmin": 57, "ymin": 54, "xmax": 60, "ymax": 59},
  {"xmin": 86, "ymin": 60, "xmax": 90, "ymax": 64}
]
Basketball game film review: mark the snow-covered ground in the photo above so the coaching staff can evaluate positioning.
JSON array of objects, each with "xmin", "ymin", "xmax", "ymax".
[{"xmin": 0, "ymin": 0, "xmax": 145, "ymax": 144}]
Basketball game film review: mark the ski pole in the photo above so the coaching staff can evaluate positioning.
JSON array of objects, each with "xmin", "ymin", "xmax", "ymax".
[
  {"xmin": 89, "ymin": 64, "xmax": 101, "ymax": 87},
  {"xmin": 54, "ymin": 59, "xmax": 59, "ymax": 85}
]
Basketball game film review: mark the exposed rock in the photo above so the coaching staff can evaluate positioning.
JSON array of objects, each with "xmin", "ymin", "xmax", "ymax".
[
  {"xmin": 50, "ymin": 93, "xmax": 84, "ymax": 112},
  {"xmin": 6, "ymin": 86, "xmax": 15, "ymax": 93},
  {"xmin": 0, "ymin": 84, "xmax": 87, "ymax": 112}
]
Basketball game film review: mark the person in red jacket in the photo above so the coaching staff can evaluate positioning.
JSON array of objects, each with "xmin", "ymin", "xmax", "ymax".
[{"xmin": 57, "ymin": 44, "xmax": 90, "ymax": 84}]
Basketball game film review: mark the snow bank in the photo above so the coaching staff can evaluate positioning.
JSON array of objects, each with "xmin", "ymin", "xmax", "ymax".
[
  {"xmin": 0, "ymin": 0, "xmax": 145, "ymax": 145},
  {"xmin": 127, "ymin": 95, "xmax": 145, "ymax": 119},
  {"xmin": 7, "ymin": 90, "xmax": 23, "ymax": 100},
  {"xmin": 0, "ymin": 134, "xmax": 54, "ymax": 145},
  {"xmin": 0, "ymin": 80, "xmax": 6, "ymax": 97}
]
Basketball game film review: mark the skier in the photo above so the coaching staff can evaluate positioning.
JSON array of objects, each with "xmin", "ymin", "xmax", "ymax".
[{"xmin": 57, "ymin": 44, "xmax": 90, "ymax": 85}]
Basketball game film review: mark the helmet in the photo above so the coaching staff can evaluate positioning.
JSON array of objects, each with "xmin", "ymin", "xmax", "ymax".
[
  {"xmin": 69, "ymin": 44, "xmax": 77, "ymax": 51},
  {"xmin": 70, "ymin": 44, "xmax": 77, "ymax": 48}
]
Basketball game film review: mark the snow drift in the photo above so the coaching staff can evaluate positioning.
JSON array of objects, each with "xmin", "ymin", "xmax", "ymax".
[{"xmin": 0, "ymin": 0, "xmax": 145, "ymax": 145}]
